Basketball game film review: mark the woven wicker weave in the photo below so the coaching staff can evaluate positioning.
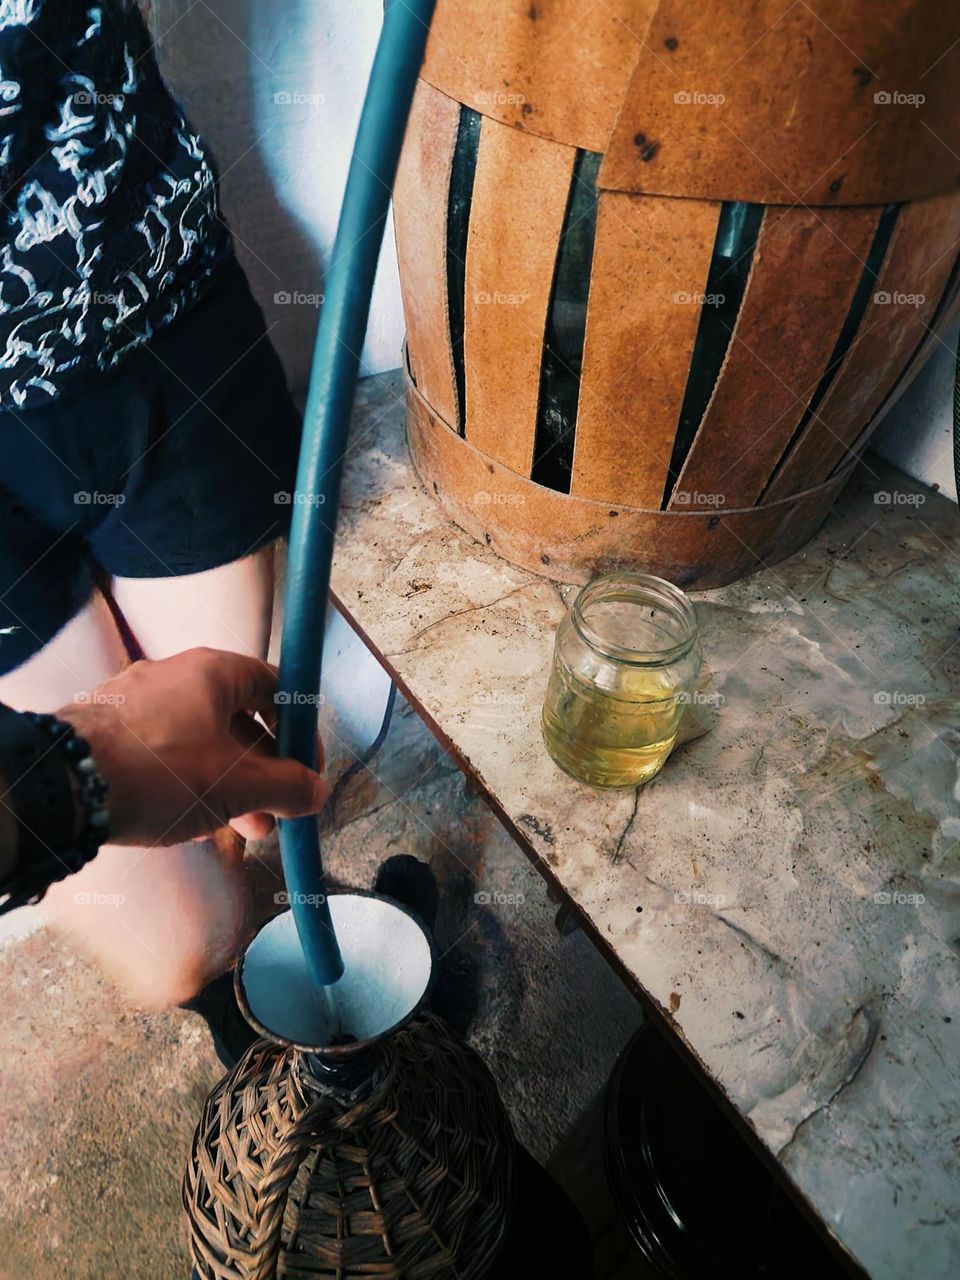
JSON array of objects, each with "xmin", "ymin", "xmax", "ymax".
[{"xmin": 184, "ymin": 1014, "xmax": 514, "ymax": 1279}]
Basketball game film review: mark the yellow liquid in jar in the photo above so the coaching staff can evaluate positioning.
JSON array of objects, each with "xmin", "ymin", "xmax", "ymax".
[{"xmin": 541, "ymin": 660, "xmax": 684, "ymax": 788}]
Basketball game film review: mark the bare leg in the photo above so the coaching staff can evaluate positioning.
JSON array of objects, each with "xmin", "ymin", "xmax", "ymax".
[
  {"xmin": 0, "ymin": 585, "xmax": 255, "ymax": 1008},
  {"xmin": 0, "ymin": 590, "xmax": 128, "ymax": 715},
  {"xmin": 110, "ymin": 544, "xmax": 276, "ymax": 661},
  {"xmin": 98, "ymin": 543, "xmax": 282, "ymax": 1002}
]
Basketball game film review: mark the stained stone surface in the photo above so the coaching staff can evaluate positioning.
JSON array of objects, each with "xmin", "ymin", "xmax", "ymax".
[{"xmin": 332, "ymin": 370, "xmax": 960, "ymax": 1280}]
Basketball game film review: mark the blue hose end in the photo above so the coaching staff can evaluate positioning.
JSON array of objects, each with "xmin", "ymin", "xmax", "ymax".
[{"xmin": 279, "ymin": 815, "xmax": 345, "ymax": 987}]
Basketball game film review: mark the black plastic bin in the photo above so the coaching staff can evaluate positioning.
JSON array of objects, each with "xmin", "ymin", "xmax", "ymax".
[{"xmin": 605, "ymin": 1024, "xmax": 854, "ymax": 1279}]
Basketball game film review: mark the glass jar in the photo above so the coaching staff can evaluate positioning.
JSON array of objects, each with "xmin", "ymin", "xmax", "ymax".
[{"xmin": 542, "ymin": 572, "xmax": 702, "ymax": 788}]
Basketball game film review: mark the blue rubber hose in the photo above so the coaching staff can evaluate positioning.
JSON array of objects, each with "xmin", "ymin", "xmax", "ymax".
[{"xmin": 276, "ymin": 0, "xmax": 436, "ymax": 990}]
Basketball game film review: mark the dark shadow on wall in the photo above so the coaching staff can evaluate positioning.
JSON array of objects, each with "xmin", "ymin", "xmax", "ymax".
[{"xmin": 150, "ymin": 0, "xmax": 328, "ymax": 399}]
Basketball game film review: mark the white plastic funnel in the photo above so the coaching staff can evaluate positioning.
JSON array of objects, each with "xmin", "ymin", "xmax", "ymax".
[{"xmin": 235, "ymin": 891, "xmax": 434, "ymax": 1057}]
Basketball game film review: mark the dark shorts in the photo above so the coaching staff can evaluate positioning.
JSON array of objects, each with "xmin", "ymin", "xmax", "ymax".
[{"xmin": 0, "ymin": 256, "xmax": 302, "ymax": 674}]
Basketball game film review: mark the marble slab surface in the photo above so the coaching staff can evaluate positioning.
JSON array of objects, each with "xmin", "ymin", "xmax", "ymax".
[{"xmin": 331, "ymin": 370, "xmax": 960, "ymax": 1280}]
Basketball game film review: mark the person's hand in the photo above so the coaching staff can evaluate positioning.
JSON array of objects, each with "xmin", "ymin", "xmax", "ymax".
[
  {"xmin": 44, "ymin": 648, "xmax": 327, "ymax": 1008},
  {"xmin": 57, "ymin": 647, "xmax": 327, "ymax": 846}
]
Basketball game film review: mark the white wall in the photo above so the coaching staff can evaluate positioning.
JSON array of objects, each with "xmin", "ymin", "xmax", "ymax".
[
  {"xmin": 872, "ymin": 318, "xmax": 958, "ymax": 503},
  {"xmin": 150, "ymin": 0, "xmax": 405, "ymax": 393}
]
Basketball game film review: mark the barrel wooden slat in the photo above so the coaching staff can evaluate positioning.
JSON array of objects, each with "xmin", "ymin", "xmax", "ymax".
[
  {"xmin": 844, "ymin": 267, "xmax": 960, "ymax": 464},
  {"xmin": 570, "ymin": 190, "xmax": 720, "ymax": 507},
  {"xmin": 393, "ymin": 80, "xmax": 461, "ymax": 432},
  {"xmin": 765, "ymin": 190, "xmax": 960, "ymax": 500},
  {"xmin": 409, "ymin": 382, "xmax": 853, "ymax": 588},
  {"xmin": 669, "ymin": 205, "xmax": 881, "ymax": 509},
  {"xmin": 397, "ymin": 0, "xmax": 960, "ymax": 588},
  {"xmin": 463, "ymin": 118, "xmax": 576, "ymax": 476},
  {"xmin": 598, "ymin": 0, "xmax": 960, "ymax": 206},
  {"xmin": 421, "ymin": 0, "xmax": 652, "ymax": 155}
]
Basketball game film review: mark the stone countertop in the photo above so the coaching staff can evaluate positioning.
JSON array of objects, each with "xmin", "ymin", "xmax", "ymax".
[{"xmin": 331, "ymin": 369, "xmax": 960, "ymax": 1280}]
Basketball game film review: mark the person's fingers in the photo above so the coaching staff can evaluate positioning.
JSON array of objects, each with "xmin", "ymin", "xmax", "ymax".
[
  {"xmin": 192, "ymin": 649, "xmax": 279, "ymax": 720},
  {"xmin": 209, "ymin": 653, "xmax": 325, "ymax": 751},
  {"xmin": 239, "ymin": 708, "xmax": 326, "ymax": 773},
  {"xmin": 229, "ymin": 812, "xmax": 276, "ymax": 841},
  {"xmin": 229, "ymin": 710, "xmax": 325, "ymax": 784},
  {"xmin": 219, "ymin": 754, "xmax": 328, "ymax": 821},
  {"xmin": 230, "ymin": 710, "xmax": 275, "ymax": 755}
]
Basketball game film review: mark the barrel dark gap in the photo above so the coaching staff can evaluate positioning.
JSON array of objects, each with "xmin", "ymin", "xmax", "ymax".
[
  {"xmin": 661, "ymin": 201, "xmax": 765, "ymax": 508},
  {"xmin": 762, "ymin": 201, "xmax": 901, "ymax": 497},
  {"xmin": 531, "ymin": 149, "xmax": 603, "ymax": 493},
  {"xmin": 446, "ymin": 106, "xmax": 481, "ymax": 437}
]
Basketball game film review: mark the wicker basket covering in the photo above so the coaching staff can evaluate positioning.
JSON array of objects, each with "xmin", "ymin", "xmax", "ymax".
[
  {"xmin": 184, "ymin": 1015, "xmax": 514, "ymax": 1280},
  {"xmin": 394, "ymin": 0, "xmax": 960, "ymax": 587}
]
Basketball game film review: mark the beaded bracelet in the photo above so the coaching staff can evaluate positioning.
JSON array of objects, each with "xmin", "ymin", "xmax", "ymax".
[{"xmin": 0, "ymin": 710, "xmax": 110, "ymax": 912}]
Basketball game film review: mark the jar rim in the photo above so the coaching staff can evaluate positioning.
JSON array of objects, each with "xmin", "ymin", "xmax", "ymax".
[{"xmin": 571, "ymin": 571, "xmax": 699, "ymax": 666}]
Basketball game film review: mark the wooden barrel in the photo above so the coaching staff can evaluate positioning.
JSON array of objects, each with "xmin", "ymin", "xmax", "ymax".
[{"xmin": 394, "ymin": 0, "xmax": 960, "ymax": 587}]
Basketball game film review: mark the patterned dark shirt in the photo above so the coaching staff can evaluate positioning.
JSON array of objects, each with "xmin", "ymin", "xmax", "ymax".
[{"xmin": 0, "ymin": 0, "xmax": 230, "ymax": 409}]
